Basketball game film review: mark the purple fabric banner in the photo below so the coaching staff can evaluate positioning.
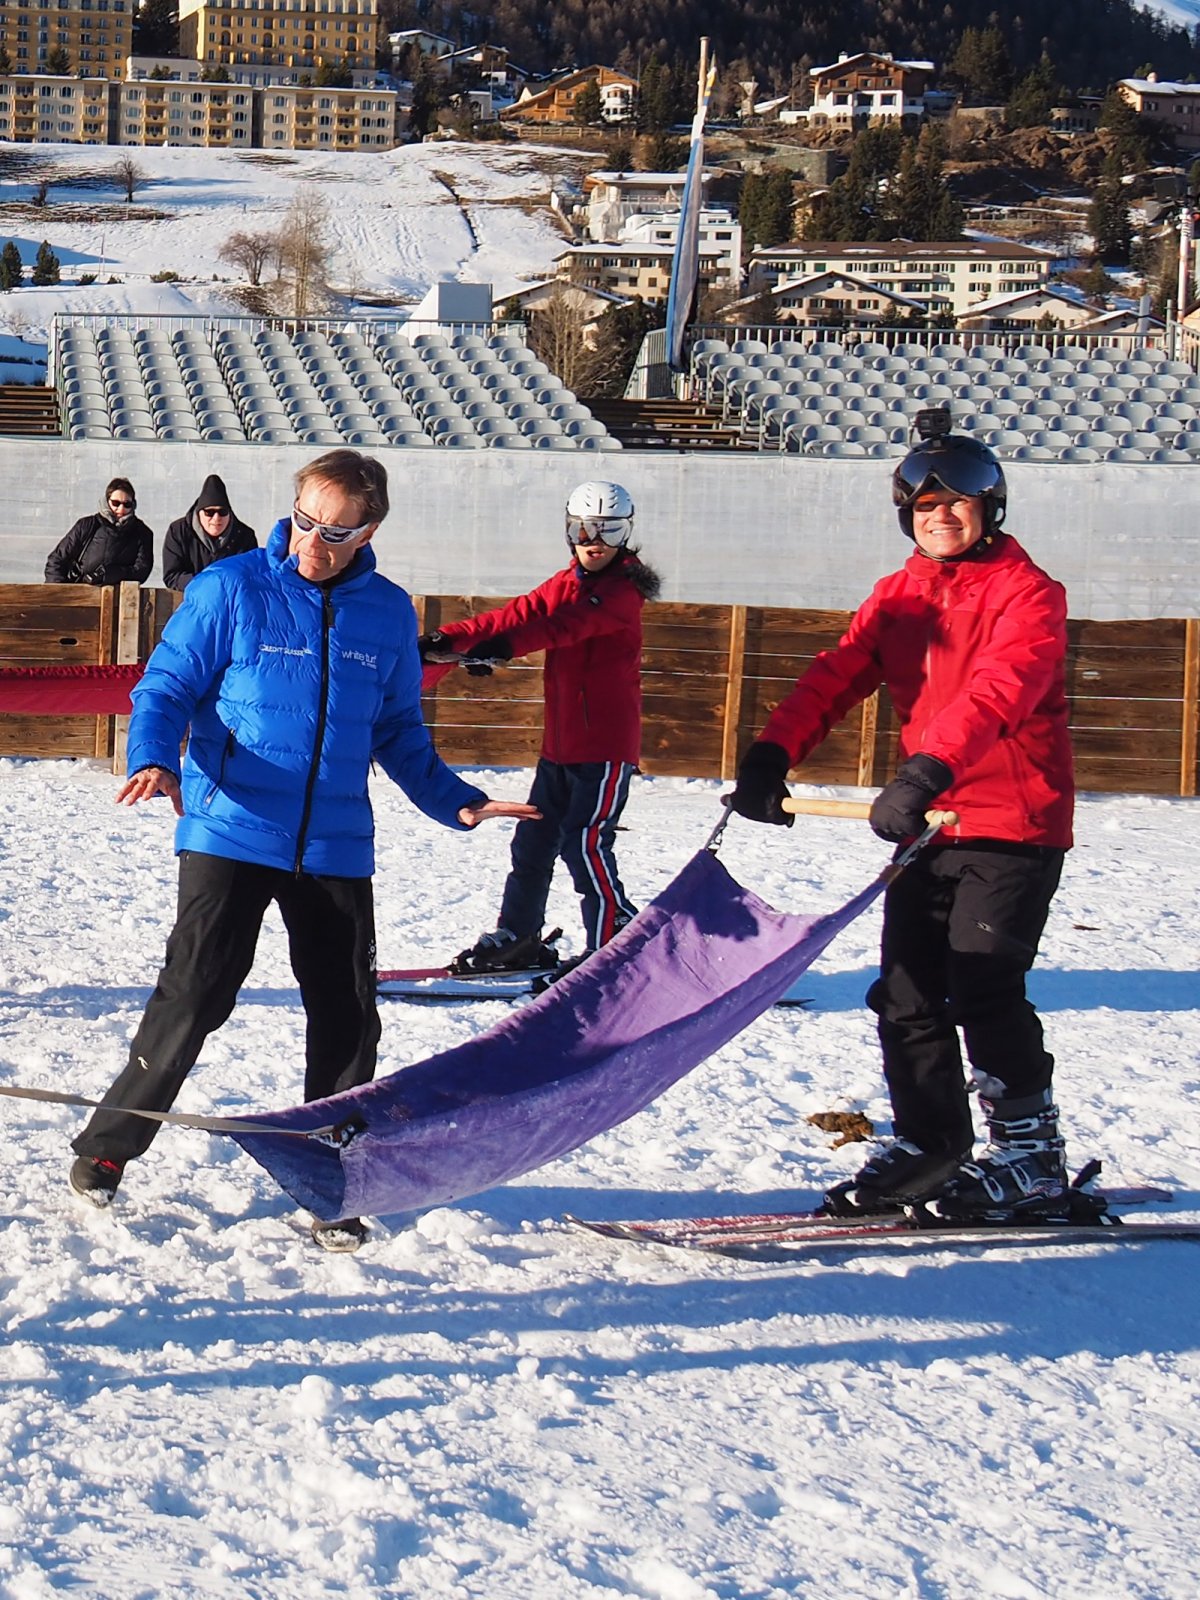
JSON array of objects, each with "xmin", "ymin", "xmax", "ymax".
[{"xmin": 231, "ymin": 849, "xmax": 885, "ymax": 1221}]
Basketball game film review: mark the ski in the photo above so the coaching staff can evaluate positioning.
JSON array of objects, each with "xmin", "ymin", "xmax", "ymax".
[
  {"xmin": 376, "ymin": 966, "xmax": 557, "ymax": 1001},
  {"xmin": 377, "ymin": 965, "xmax": 812, "ymax": 1006},
  {"xmin": 565, "ymin": 1190, "xmax": 1195, "ymax": 1260}
]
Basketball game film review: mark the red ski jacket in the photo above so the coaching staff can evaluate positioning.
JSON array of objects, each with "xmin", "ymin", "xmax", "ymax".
[
  {"xmin": 435, "ymin": 553, "xmax": 652, "ymax": 765},
  {"xmin": 762, "ymin": 533, "xmax": 1075, "ymax": 847}
]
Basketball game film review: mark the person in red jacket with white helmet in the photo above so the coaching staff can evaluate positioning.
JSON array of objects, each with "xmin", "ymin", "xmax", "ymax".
[
  {"xmin": 729, "ymin": 411, "xmax": 1075, "ymax": 1224},
  {"xmin": 420, "ymin": 481, "xmax": 661, "ymax": 974}
]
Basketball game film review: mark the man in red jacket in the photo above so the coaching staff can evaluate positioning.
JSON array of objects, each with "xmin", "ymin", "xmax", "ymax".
[
  {"xmin": 730, "ymin": 414, "xmax": 1075, "ymax": 1224},
  {"xmin": 420, "ymin": 481, "xmax": 660, "ymax": 973}
]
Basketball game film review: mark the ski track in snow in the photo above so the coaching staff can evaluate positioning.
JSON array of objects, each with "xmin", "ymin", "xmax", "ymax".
[{"xmin": 0, "ymin": 759, "xmax": 1196, "ymax": 1597}]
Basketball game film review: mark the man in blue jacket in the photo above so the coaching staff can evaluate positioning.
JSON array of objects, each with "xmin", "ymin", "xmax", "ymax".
[{"xmin": 69, "ymin": 449, "xmax": 535, "ymax": 1250}]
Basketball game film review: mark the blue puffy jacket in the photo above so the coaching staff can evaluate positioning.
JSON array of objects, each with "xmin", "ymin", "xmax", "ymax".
[{"xmin": 126, "ymin": 519, "xmax": 484, "ymax": 875}]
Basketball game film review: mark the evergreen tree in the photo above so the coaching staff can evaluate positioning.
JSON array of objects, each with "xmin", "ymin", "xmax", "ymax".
[
  {"xmin": 740, "ymin": 169, "xmax": 794, "ymax": 252},
  {"xmin": 134, "ymin": 0, "xmax": 179, "ymax": 57},
  {"xmin": 889, "ymin": 126, "xmax": 962, "ymax": 241},
  {"xmin": 1089, "ymin": 178, "xmax": 1133, "ymax": 262},
  {"xmin": 408, "ymin": 56, "xmax": 448, "ymax": 138},
  {"xmin": 44, "ymin": 46, "xmax": 70, "ymax": 73},
  {"xmin": 950, "ymin": 26, "xmax": 1013, "ymax": 102},
  {"xmin": 315, "ymin": 59, "xmax": 353, "ymax": 88},
  {"xmin": 1099, "ymin": 86, "xmax": 1152, "ymax": 174},
  {"xmin": 31, "ymin": 241, "xmax": 60, "ymax": 286},
  {"xmin": 573, "ymin": 80, "xmax": 603, "ymax": 126},
  {"xmin": 200, "ymin": 63, "xmax": 232, "ymax": 82},
  {"xmin": 0, "ymin": 46, "xmax": 10, "ymax": 75},
  {"xmin": 1006, "ymin": 56, "xmax": 1060, "ymax": 130},
  {"xmin": 0, "ymin": 241, "xmax": 22, "ymax": 292}
]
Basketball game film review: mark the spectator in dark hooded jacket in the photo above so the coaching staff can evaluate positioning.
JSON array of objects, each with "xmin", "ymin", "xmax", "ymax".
[
  {"xmin": 162, "ymin": 473, "xmax": 257, "ymax": 593},
  {"xmin": 45, "ymin": 478, "xmax": 154, "ymax": 587}
]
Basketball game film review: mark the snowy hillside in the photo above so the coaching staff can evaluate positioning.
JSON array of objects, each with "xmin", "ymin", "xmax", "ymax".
[
  {"xmin": 0, "ymin": 139, "xmax": 583, "ymax": 357},
  {"xmin": 0, "ymin": 760, "xmax": 1197, "ymax": 1597}
]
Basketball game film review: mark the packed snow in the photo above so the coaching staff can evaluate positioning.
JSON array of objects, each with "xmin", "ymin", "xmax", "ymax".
[
  {"xmin": 0, "ymin": 139, "xmax": 582, "ymax": 357},
  {"xmin": 0, "ymin": 759, "xmax": 1197, "ymax": 1598}
]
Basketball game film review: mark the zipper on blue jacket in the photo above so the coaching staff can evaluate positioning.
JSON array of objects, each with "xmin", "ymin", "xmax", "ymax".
[{"xmin": 293, "ymin": 589, "xmax": 333, "ymax": 874}]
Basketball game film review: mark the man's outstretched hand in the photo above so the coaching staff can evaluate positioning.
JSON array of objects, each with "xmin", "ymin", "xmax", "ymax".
[
  {"xmin": 116, "ymin": 765, "xmax": 184, "ymax": 817},
  {"xmin": 458, "ymin": 800, "xmax": 542, "ymax": 827}
]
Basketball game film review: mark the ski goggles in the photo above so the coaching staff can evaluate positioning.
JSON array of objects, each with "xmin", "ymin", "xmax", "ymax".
[
  {"xmin": 893, "ymin": 448, "xmax": 1003, "ymax": 506},
  {"xmin": 291, "ymin": 504, "xmax": 373, "ymax": 545},
  {"xmin": 566, "ymin": 515, "xmax": 632, "ymax": 547}
]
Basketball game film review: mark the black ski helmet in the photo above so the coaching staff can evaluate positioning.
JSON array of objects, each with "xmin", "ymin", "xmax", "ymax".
[{"xmin": 892, "ymin": 411, "xmax": 1007, "ymax": 540}]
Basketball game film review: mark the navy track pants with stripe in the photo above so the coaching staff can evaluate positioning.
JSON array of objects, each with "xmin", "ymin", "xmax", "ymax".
[{"xmin": 499, "ymin": 757, "xmax": 638, "ymax": 951}]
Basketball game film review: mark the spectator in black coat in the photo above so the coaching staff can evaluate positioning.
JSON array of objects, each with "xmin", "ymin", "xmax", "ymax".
[
  {"xmin": 45, "ymin": 478, "xmax": 154, "ymax": 587},
  {"xmin": 162, "ymin": 473, "xmax": 257, "ymax": 593}
]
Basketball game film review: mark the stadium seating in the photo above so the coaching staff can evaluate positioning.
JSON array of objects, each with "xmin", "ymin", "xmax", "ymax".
[{"xmin": 52, "ymin": 318, "xmax": 617, "ymax": 451}]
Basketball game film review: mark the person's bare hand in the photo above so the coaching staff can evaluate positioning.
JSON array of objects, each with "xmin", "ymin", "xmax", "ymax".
[
  {"xmin": 115, "ymin": 766, "xmax": 184, "ymax": 817},
  {"xmin": 458, "ymin": 800, "xmax": 542, "ymax": 827}
]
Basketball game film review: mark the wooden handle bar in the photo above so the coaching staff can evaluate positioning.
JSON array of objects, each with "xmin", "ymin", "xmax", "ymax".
[{"xmin": 781, "ymin": 798, "xmax": 958, "ymax": 826}]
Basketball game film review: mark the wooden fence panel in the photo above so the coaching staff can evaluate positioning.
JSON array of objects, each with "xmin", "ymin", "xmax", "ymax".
[{"xmin": 0, "ymin": 588, "xmax": 1195, "ymax": 797}]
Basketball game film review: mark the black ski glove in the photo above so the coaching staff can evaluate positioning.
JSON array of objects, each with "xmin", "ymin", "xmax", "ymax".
[
  {"xmin": 869, "ymin": 754, "xmax": 953, "ymax": 843},
  {"xmin": 417, "ymin": 630, "xmax": 458, "ymax": 664},
  {"xmin": 89, "ymin": 566, "xmax": 106, "ymax": 586},
  {"xmin": 728, "ymin": 740, "xmax": 794, "ymax": 826},
  {"xmin": 462, "ymin": 635, "xmax": 513, "ymax": 678}
]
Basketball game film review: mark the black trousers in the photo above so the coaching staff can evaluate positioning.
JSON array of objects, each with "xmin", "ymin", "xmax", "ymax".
[
  {"xmin": 499, "ymin": 758, "xmax": 638, "ymax": 951},
  {"xmin": 73, "ymin": 851, "xmax": 381, "ymax": 1164},
  {"xmin": 866, "ymin": 843, "xmax": 1065, "ymax": 1157}
]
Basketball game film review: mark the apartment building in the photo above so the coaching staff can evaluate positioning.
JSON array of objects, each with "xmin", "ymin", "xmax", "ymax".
[
  {"xmin": 748, "ymin": 240, "xmax": 1051, "ymax": 318},
  {"xmin": 555, "ymin": 240, "xmax": 729, "ymax": 303},
  {"xmin": 0, "ymin": 69, "xmax": 109, "ymax": 138},
  {"xmin": 0, "ymin": 0, "xmax": 132, "ymax": 79},
  {"xmin": 0, "ymin": 64, "xmax": 397, "ymax": 146},
  {"xmin": 619, "ymin": 209, "xmax": 741, "ymax": 287},
  {"xmin": 117, "ymin": 76, "xmax": 255, "ymax": 145},
  {"xmin": 179, "ymin": 0, "xmax": 377, "ymax": 76},
  {"xmin": 259, "ymin": 81, "xmax": 397, "ymax": 148}
]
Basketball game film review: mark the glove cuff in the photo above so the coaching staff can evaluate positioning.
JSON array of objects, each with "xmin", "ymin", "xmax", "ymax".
[
  {"xmin": 897, "ymin": 753, "xmax": 953, "ymax": 795},
  {"xmin": 740, "ymin": 739, "xmax": 792, "ymax": 779}
]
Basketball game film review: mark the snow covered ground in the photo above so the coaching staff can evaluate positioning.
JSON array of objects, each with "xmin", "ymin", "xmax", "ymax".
[
  {"xmin": 0, "ymin": 758, "xmax": 1197, "ymax": 1598},
  {"xmin": 0, "ymin": 139, "xmax": 580, "ymax": 364}
]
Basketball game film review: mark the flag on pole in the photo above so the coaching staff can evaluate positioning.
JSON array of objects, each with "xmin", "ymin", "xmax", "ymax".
[{"xmin": 665, "ymin": 41, "xmax": 717, "ymax": 374}]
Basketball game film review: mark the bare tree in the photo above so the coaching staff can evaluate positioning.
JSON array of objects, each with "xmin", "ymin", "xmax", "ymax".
[
  {"xmin": 277, "ymin": 191, "xmax": 334, "ymax": 317},
  {"xmin": 114, "ymin": 155, "xmax": 147, "ymax": 203},
  {"xmin": 218, "ymin": 229, "xmax": 276, "ymax": 287},
  {"xmin": 525, "ymin": 284, "xmax": 612, "ymax": 393}
]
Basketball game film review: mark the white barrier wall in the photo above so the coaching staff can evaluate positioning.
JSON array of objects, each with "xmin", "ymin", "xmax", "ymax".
[{"xmin": 4, "ymin": 437, "xmax": 1200, "ymax": 619}]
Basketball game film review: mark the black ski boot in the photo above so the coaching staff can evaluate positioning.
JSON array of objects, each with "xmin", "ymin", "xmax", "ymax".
[
  {"xmin": 822, "ymin": 1139, "xmax": 970, "ymax": 1217},
  {"xmin": 925, "ymin": 1089, "xmax": 1069, "ymax": 1223},
  {"xmin": 450, "ymin": 927, "xmax": 562, "ymax": 976},
  {"xmin": 69, "ymin": 1156, "xmax": 125, "ymax": 1209}
]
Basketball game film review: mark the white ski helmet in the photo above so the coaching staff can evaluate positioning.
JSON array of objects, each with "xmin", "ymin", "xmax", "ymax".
[{"xmin": 564, "ymin": 480, "xmax": 634, "ymax": 551}]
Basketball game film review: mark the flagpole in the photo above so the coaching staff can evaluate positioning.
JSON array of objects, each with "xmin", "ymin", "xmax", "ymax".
[{"xmin": 665, "ymin": 37, "xmax": 716, "ymax": 377}]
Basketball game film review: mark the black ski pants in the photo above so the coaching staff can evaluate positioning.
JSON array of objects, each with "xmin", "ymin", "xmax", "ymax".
[
  {"xmin": 73, "ymin": 850, "xmax": 381, "ymax": 1165},
  {"xmin": 867, "ymin": 842, "xmax": 1065, "ymax": 1157},
  {"xmin": 499, "ymin": 758, "xmax": 638, "ymax": 951}
]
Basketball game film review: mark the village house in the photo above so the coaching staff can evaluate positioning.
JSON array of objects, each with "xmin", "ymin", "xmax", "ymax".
[
  {"xmin": 582, "ymin": 169, "xmax": 717, "ymax": 241},
  {"xmin": 720, "ymin": 270, "xmax": 928, "ymax": 327},
  {"xmin": 1118, "ymin": 75, "xmax": 1200, "ymax": 151},
  {"xmin": 780, "ymin": 51, "xmax": 936, "ymax": 128},
  {"xmin": 501, "ymin": 65, "xmax": 636, "ymax": 126}
]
